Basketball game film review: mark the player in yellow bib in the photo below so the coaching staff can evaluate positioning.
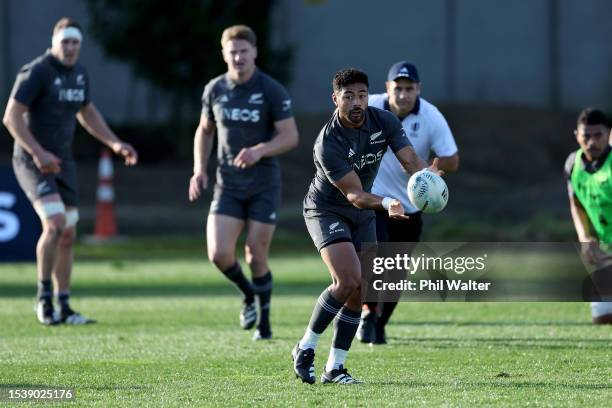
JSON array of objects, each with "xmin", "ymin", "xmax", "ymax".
[{"xmin": 564, "ymin": 108, "xmax": 612, "ymax": 324}]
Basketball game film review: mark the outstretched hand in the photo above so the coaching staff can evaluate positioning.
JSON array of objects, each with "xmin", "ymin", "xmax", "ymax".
[{"xmin": 388, "ymin": 199, "xmax": 410, "ymax": 220}]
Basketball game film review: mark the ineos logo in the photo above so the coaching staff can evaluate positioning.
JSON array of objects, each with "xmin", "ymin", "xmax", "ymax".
[
  {"xmin": 352, "ymin": 150, "xmax": 384, "ymax": 170},
  {"xmin": 222, "ymin": 108, "xmax": 261, "ymax": 122},
  {"xmin": 59, "ymin": 88, "xmax": 85, "ymax": 102}
]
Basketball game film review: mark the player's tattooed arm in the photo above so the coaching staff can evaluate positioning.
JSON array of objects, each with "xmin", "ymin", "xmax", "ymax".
[
  {"xmin": 333, "ymin": 171, "xmax": 409, "ymax": 219},
  {"xmin": 395, "ymin": 146, "xmax": 428, "ymax": 174},
  {"xmin": 396, "ymin": 146, "xmax": 443, "ymax": 176},
  {"xmin": 432, "ymin": 153, "xmax": 459, "ymax": 173}
]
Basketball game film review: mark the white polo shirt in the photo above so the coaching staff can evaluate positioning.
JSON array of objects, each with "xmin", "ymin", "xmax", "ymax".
[{"xmin": 370, "ymin": 94, "xmax": 457, "ymax": 214}]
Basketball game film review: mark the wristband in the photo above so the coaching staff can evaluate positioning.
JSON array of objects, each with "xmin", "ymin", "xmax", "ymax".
[{"xmin": 381, "ymin": 197, "xmax": 394, "ymax": 210}]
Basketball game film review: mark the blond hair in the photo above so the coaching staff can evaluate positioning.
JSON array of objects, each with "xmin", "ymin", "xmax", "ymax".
[{"xmin": 220, "ymin": 25, "xmax": 257, "ymax": 47}]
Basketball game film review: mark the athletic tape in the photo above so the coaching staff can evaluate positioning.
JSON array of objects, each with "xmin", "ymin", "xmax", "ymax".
[
  {"xmin": 382, "ymin": 197, "xmax": 394, "ymax": 211},
  {"xmin": 34, "ymin": 201, "xmax": 66, "ymax": 219},
  {"xmin": 65, "ymin": 209, "xmax": 80, "ymax": 228},
  {"xmin": 52, "ymin": 27, "xmax": 82, "ymax": 48}
]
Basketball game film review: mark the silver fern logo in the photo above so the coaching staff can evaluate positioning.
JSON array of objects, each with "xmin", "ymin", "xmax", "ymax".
[{"xmin": 328, "ymin": 221, "xmax": 344, "ymax": 234}]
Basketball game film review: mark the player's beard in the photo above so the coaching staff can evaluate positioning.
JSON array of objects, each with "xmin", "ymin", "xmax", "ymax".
[
  {"xmin": 348, "ymin": 108, "xmax": 364, "ymax": 125},
  {"xmin": 586, "ymin": 148, "xmax": 602, "ymax": 160}
]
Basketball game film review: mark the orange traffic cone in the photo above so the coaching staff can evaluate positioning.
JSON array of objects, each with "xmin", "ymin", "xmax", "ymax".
[{"xmin": 93, "ymin": 149, "xmax": 117, "ymax": 239}]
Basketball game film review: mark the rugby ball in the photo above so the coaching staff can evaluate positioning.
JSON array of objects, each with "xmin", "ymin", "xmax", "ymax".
[{"xmin": 407, "ymin": 169, "xmax": 448, "ymax": 214}]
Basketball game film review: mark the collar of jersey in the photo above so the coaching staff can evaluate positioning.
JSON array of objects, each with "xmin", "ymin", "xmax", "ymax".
[
  {"xmin": 226, "ymin": 68, "xmax": 259, "ymax": 90},
  {"xmin": 580, "ymin": 145, "xmax": 612, "ymax": 173},
  {"xmin": 45, "ymin": 49, "xmax": 75, "ymax": 73}
]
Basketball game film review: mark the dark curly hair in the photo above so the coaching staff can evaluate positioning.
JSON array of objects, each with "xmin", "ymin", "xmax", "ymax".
[{"xmin": 333, "ymin": 68, "xmax": 369, "ymax": 92}]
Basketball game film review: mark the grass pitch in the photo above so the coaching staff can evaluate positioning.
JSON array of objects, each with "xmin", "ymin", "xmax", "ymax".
[{"xmin": 1, "ymin": 244, "xmax": 611, "ymax": 407}]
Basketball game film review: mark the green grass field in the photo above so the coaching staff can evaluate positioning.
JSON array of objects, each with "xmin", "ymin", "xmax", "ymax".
[{"xmin": 1, "ymin": 242, "xmax": 611, "ymax": 407}]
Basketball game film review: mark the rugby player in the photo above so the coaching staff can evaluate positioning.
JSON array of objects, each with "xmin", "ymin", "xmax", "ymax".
[
  {"xmin": 565, "ymin": 108, "xmax": 612, "ymax": 324},
  {"xmin": 3, "ymin": 18, "xmax": 138, "ymax": 325},
  {"xmin": 292, "ymin": 68, "xmax": 440, "ymax": 384},
  {"xmin": 189, "ymin": 25, "xmax": 299, "ymax": 340},
  {"xmin": 358, "ymin": 61, "xmax": 459, "ymax": 344}
]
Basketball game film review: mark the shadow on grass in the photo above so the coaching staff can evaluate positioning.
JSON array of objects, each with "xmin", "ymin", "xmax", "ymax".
[
  {"xmin": 388, "ymin": 336, "xmax": 611, "ymax": 349},
  {"xmin": 0, "ymin": 281, "xmax": 328, "ymax": 298},
  {"xmin": 369, "ymin": 380, "xmax": 612, "ymax": 390},
  {"xmin": 391, "ymin": 320, "xmax": 593, "ymax": 327}
]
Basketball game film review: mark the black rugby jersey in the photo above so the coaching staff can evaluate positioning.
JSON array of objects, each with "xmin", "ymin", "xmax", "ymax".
[
  {"xmin": 11, "ymin": 50, "xmax": 90, "ymax": 160},
  {"xmin": 306, "ymin": 106, "xmax": 411, "ymax": 210},
  {"xmin": 201, "ymin": 68, "xmax": 293, "ymax": 190}
]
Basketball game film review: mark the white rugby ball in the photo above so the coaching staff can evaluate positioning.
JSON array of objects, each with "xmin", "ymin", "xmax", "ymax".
[{"xmin": 407, "ymin": 169, "xmax": 448, "ymax": 214}]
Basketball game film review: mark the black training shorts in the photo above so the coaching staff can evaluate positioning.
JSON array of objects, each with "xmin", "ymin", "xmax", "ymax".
[
  {"xmin": 210, "ymin": 184, "xmax": 281, "ymax": 224},
  {"xmin": 303, "ymin": 206, "xmax": 376, "ymax": 252},
  {"xmin": 12, "ymin": 154, "xmax": 78, "ymax": 207}
]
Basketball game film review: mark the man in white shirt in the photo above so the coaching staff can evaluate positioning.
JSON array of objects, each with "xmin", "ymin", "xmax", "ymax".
[{"xmin": 358, "ymin": 61, "xmax": 459, "ymax": 344}]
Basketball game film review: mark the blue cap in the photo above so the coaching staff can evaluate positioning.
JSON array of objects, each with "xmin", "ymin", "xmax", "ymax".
[{"xmin": 387, "ymin": 61, "xmax": 419, "ymax": 82}]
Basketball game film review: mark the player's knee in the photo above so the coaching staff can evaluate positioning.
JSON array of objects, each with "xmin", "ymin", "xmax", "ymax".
[
  {"xmin": 43, "ymin": 215, "xmax": 67, "ymax": 240},
  {"xmin": 244, "ymin": 242, "xmax": 268, "ymax": 271},
  {"xmin": 208, "ymin": 249, "xmax": 235, "ymax": 270},
  {"xmin": 333, "ymin": 275, "xmax": 360, "ymax": 298},
  {"xmin": 344, "ymin": 278, "xmax": 361, "ymax": 294},
  {"xmin": 345, "ymin": 290, "xmax": 363, "ymax": 310},
  {"xmin": 245, "ymin": 257, "xmax": 266, "ymax": 274},
  {"xmin": 58, "ymin": 228, "xmax": 76, "ymax": 250}
]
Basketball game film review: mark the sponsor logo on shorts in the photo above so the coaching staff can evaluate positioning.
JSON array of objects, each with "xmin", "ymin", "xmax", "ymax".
[
  {"xmin": 37, "ymin": 181, "xmax": 51, "ymax": 195},
  {"xmin": 269, "ymin": 212, "xmax": 276, "ymax": 220},
  {"xmin": 329, "ymin": 221, "xmax": 344, "ymax": 234},
  {"xmin": 282, "ymin": 100, "xmax": 292, "ymax": 111},
  {"xmin": 248, "ymin": 93, "xmax": 263, "ymax": 104},
  {"xmin": 348, "ymin": 148, "xmax": 355, "ymax": 158},
  {"xmin": 210, "ymin": 200, "xmax": 219, "ymax": 212}
]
